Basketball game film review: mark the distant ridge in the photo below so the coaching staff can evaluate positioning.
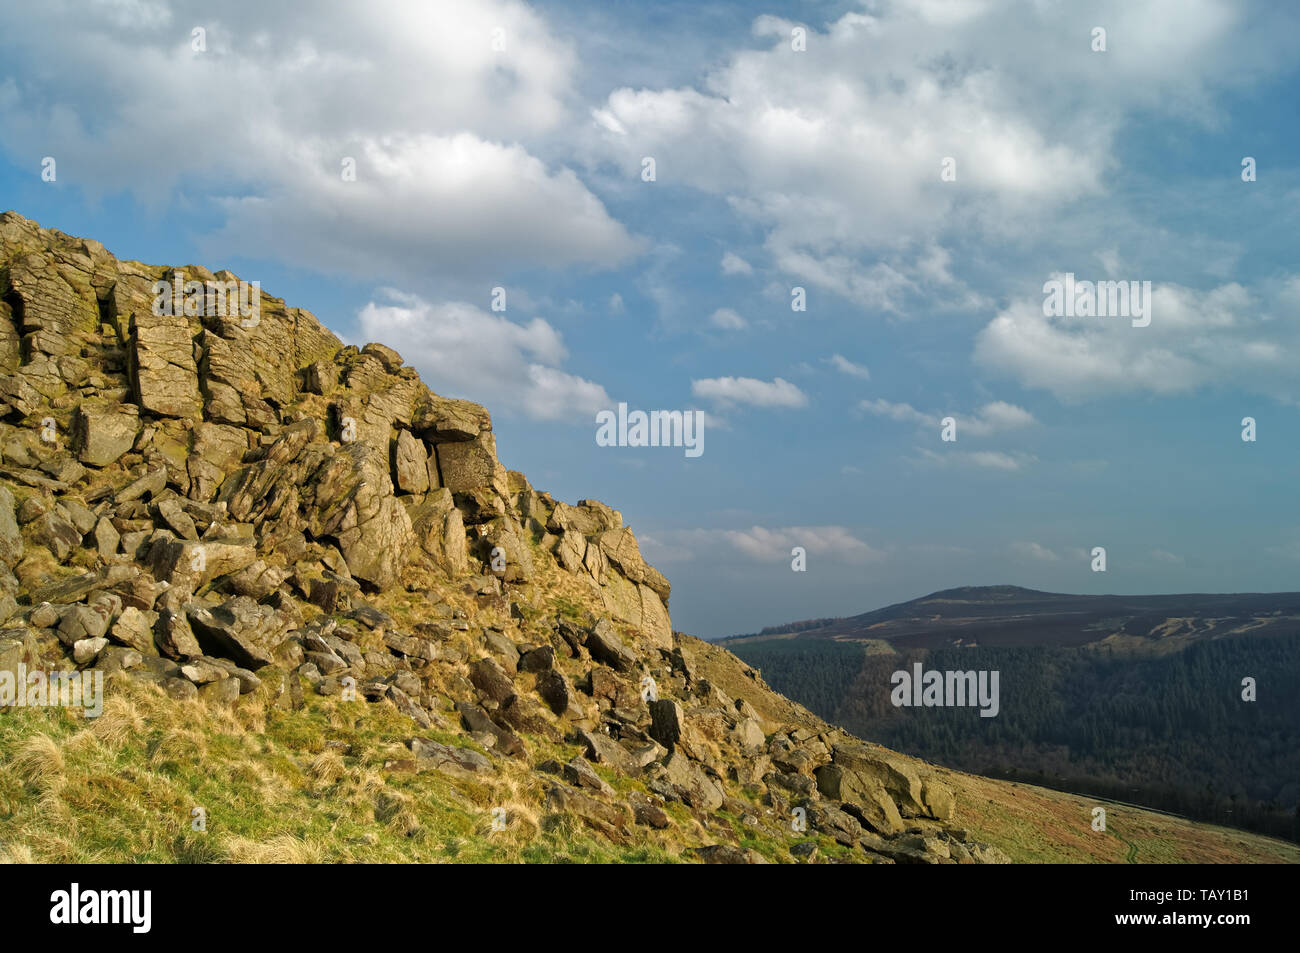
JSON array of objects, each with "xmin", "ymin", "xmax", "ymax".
[{"xmin": 724, "ymin": 585, "xmax": 1300, "ymax": 649}]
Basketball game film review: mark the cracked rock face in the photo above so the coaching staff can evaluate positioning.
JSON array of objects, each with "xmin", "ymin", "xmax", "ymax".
[
  {"xmin": 0, "ymin": 210, "xmax": 675, "ymax": 682},
  {"xmin": 0, "ymin": 211, "xmax": 1008, "ymax": 865}
]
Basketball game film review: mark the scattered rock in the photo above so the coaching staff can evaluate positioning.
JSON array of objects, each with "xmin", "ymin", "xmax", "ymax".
[
  {"xmin": 687, "ymin": 845, "xmax": 769, "ymax": 865},
  {"xmin": 408, "ymin": 737, "xmax": 494, "ymax": 778},
  {"xmin": 73, "ymin": 636, "xmax": 108, "ymax": 664},
  {"xmin": 108, "ymin": 606, "xmax": 156, "ymax": 654}
]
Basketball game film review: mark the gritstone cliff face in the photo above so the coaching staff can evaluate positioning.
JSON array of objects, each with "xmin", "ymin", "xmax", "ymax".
[{"xmin": 0, "ymin": 210, "xmax": 1011, "ymax": 863}]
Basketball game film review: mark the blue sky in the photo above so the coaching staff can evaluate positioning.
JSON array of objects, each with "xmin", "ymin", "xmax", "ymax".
[{"xmin": 3, "ymin": 0, "xmax": 1300, "ymax": 639}]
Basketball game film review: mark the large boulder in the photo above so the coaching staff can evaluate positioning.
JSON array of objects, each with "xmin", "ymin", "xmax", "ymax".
[
  {"xmin": 30, "ymin": 510, "xmax": 82, "ymax": 562},
  {"xmin": 108, "ymin": 606, "xmax": 157, "ymax": 655},
  {"xmin": 921, "ymin": 778, "xmax": 956, "ymax": 822},
  {"xmin": 191, "ymin": 422, "xmax": 249, "ymax": 471},
  {"xmin": 649, "ymin": 699, "xmax": 684, "ymax": 751},
  {"xmin": 659, "ymin": 750, "xmax": 724, "ymax": 811},
  {"xmin": 57, "ymin": 604, "xmax": 111, "ymax": 645},
  {"xmin": 147, "ymin": 536, "xmax": 257, "ymax": 590},
  {"xmin": 831, "ymin": 743, "xmax": 927, "ymax": 817},
  {"xmin": 72, "ymin": 405, "xmax": 140, "ymax": 467},
  {"xmin": 436, "ymin": 431, "xmax": 500, "ymax": 493},
  {"xmin": 586, "ymin": 618, "xmax": 636, "ymax": 672},
  {"xmin": 535, "ymin": 668, "xmax": 580, "ymax": 718},
  {"xmin": 595, "ymin": 528, "xmax": 670, "ymax": 602},
  {"xmin": 156, "ymin": 605, "xmax": 202, "ymax": 659},
  {"xmin": 407, "ymin": 488, "xmax": 468, "ymax": 576},
  {"xmin": 185, "ymin": 597, "xmax": 292, "ymax": 669},
  {"xmin": 130, "ymin": 308, "xmax": 203, "ymax": 418},
  {"xmin": 408, "ymin": 738, "xmax": 494, "ymax": 778},
  {"xmin": 814, "ymin": 762, "xmax": 905, "ymax": 835},
  {"xmin": 5, "ymin": 249, "xmax": 100, "ymax": 341},
  {"xmin": 480, "ymin": 518, "xmax": 534, "ymax": 583},
  {"xmin": 411, "ymin": 394, "xmax": 490, "ymax": 442},
  {"xmin": 392, "ymin": 429, "xmax": 431, "ymax": 494},
  {"xmin": 309, "ymin": 442, "xmax": 413, "ymax": 591},
  {"xmin": 468, "ymin": 657, "xmax": 517, "ymax": 706},
  {"xmin": 598, "ymin": 571, "xmax": 673, "ymax": 650}
]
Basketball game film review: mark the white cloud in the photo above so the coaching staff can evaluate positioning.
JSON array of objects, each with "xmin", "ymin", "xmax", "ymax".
[
  {"xmin": 918, "ymin": 448, "xmax": 1036, "ymax": 471},
  {"xmin": 859, "ymin": 398, "xmax": 932, "ymax": 426},
  {"xmin": 692, "ymin": 375, "xmax": 807, "ymax": 408},
  {"xmin": 862, "ymin": 397, "xmax": 1033, "ymax": 436},
  {"xmin": 357, "ymin": 290, "xmax": 608, "ymax": 421},
  {"xmin": 964, "ymin": 451, "xmax": 1029, "ymax": 470},
  {"xmin": 827, "ymin": 354, "xmax": 870, "ymax": 380},
  {"xmin": 721, "ymin": 252, "xmax": 753, "ymax": 276},
  {"xmin": 962, "ymin": 401, "xmax": 1036, "ymax": 436},
  {"xmin": 0, "ymin": 0, "xmax": 640, "ymax": 283},
  {"xmin": 585, "ymin": 1, "xmax": 1293, "ymax": 313},
  {"xmin": 1097, "ymin": 248, "xmax": 1123, "ymax": 276},
  {"xmin": 1011, "ymin": 541, "xmax": 1059, "ymax": 562},
  {"xmin": 608, "ymin": 292, "xmax": 625, "ymax": 314},
  {"xmin": 650, "ymin": 525, "xmax": 881, "ymax": 563},
  {"xmin": 974, "ymin": 277, "xmax": 1300, "ymax": 401},
  {"xmin": 207, "ymin": 134, "xmax": 641, "ymax": 280},
  {"xmin": 709, "ymin": 307, "xmax": 747, "ymax": 330},
  {"xmin": 722, "ymin": 525, "xmax": 880, "ymax": 562}
]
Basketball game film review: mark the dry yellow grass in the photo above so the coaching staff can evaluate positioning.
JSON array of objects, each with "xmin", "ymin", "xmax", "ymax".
[
  {"xmin": 2, "ymin": 600, "xmax": 1293, "ymax": 865},
  {"xmin": 221, "ymin": 833, "xmax": 326, "ymax": 864}
]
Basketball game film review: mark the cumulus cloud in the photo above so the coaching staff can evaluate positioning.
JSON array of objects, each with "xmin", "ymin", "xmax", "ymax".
[
  {"xmin": 357, "ymin": 290, "xmax": 609, "ymax": 421},
  {"xmin": 207, "ymin": 134, "xmax": 642, "ymax": 280},
  {"xmin": 692, "ymin": 375, "xmax": 807, "ymax": 408},
  {"xmin": 584, "ymin": 1, "xmax": 1296, "ymax": 313},
  {"xmin": 0, "ymin": 0, "xmax": 640, "ymax": 282},
  {"xmin": 974, "ymin": 277, "xmax": 1300, "ymax": 401}
]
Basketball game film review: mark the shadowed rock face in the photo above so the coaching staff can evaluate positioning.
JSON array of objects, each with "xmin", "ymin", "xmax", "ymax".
[{"xmin": 0, "ymin": 211, "xmax": 1012, "ymax": 865}]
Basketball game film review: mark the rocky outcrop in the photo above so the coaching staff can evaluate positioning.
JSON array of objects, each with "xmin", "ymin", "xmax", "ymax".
[{"xmin": 0, "ymin": 211, "xmax": 1010, "ymax": 865}]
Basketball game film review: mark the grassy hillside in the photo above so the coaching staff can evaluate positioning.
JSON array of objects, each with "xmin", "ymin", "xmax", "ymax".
[{"xmin": 5, "ymin": 635, "xmax": 1296, "ymax": 864}]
